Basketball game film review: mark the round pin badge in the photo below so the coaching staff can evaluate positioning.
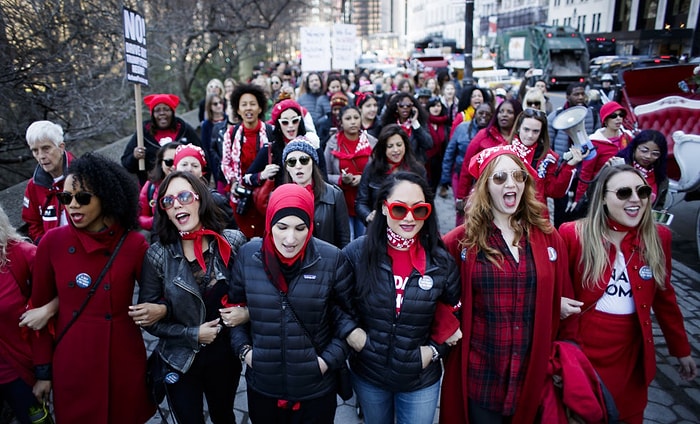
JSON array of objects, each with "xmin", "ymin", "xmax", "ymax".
[
  {"xmin": 418, "ymin": 275, "xmax": 434, "ymax": 290},
  {"xmin": 461, "ymin": 248, "xmax": 467, "ymax": 261},
  {"xmin": 639, "ymin": 265, "xmax": 653, "ymax": 280},
  {"xmin": 164, "ymin": 372, "xmax": 180, "ymax": 384},
  {"xmin": 547, "ymin": 247, "xmax": 558, "ymax": 262},
  {"xmin": 75, "ymin": 273, "xmax": 92, "ymax": 288}
]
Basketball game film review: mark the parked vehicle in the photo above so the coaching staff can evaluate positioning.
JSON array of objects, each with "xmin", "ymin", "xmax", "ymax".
[
  {"xmin": 589, "ymin": 55, "xmax": 678, "ymax": 88},
  {"xmin": 496, "ymin": 25, "xmax": 589, "ymax": 87}
]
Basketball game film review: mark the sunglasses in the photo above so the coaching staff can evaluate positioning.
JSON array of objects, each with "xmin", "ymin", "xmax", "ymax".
[
  {"xmin": 397, "ymin": 103, "xmax": 413, "ymax": 108},
  {"xmin": 490, "ymin": 169, "xmax": 529, "ymax": 185},
  {"xmin": 383, "ymin": 201, "xmax": 432, "ymax": 220},
  {"xmin": 160, "ymin": 190, "xmax": 200, "ymax": 210},
  {"xmin": 606, "ymin": 185, "xmax": 652, "ymax": 200},
  {"xmin": 163, "ymin": 159, "xmax": 175, "ymax": 167},
  {"xmin": 57, "ymin": 191, "xmax": 94, "ymax": 206},
  {"xmin": 271, "ymin": 80, "xmax": 281, "ymax": 85},
  {"xmin": 278, "ymin": 116, "xmax": 302, "ymax": 126},
  {"xmin": 523, "ymin": 108, "xmax": 546, "ymax": 118},
  {"xmin": 526, "ymin": 101, "xmax": 541, "ymax": 107},
  {"xmin": 212, "ymin": 101, "xmax": 222, "ymax": 106},
  {"xmin": 285, "ymin": 155, "xmax": 312, "ymax": 167},
  {"xmin": 608, "ymin": 111, "xmax": 626, "ymax": 119}
]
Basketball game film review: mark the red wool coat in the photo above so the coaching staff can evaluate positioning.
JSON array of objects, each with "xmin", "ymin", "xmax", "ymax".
[
  {"xmin": 440, "ymin": 225, "xmax": 570, "ymax": 423},
  {"xmin": 31, "ymin": 225, "xmax": 154, "ymax": 424},
  {"xmin": 558, "ymin": 223, "xmax": 691, "ymax": 387}
]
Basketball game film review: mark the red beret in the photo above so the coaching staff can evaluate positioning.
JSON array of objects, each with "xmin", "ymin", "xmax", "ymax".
[
  {"xmin": 144, "ymin": 94, "xmax": 180, "ymax": 114},
  {"xmin": 270, "ymin": 99, "xmax": 303, "ymax": 125},
  {"xmin": 468, "ymin": 145, "xmax": 536, "ymax": 180}
]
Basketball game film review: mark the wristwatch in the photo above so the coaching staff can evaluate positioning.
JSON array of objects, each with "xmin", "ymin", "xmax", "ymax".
[
  {"xmin": 429, "ymin": 345, "xmax": 440, "ymax": 363},
  {"xmin": 239, "ymin": 344, "xmax": 252, "ymax": 362}
]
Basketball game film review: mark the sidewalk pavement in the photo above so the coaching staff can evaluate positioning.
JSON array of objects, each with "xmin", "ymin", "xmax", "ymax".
[{"xmin": 145, "ymin": 187, "xmax": 700, "ymax": 423}]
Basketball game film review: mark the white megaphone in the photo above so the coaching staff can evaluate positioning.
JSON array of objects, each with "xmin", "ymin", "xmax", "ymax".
[{"xmin": 552, "ymin": 106, "xmax": 597, "ymax": 161}]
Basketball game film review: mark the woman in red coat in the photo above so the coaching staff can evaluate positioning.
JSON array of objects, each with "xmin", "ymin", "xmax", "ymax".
[
  {"xmin": 0, "ymin": 206, "xmax": 42, "ymax": 424},
  {"xmin": 559, "ymin": 163, "xmax": 696, "ymax": 424},
  {"xmin": 441, "ymin": 146, "xmax": 570, "ymax": 423},
  {"xmin": 31, "ymin": 153, "xmax": 155, "ymax": 423}
]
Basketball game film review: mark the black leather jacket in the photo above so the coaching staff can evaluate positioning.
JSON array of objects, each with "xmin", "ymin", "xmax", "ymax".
[
  {"xmin": 229, "ymin": 237, "xmax": 356, "ymax": 401},
  {"xmin": 139, "ymin": 229, "xmax": 246, "ymax": 373},
  {"xmin": 342, "ymin": 236, "xmax": 460, "ymax": 392},
  {"xmin": 314, "ymin": 182, "xmax": 350, "ymax": 248}
]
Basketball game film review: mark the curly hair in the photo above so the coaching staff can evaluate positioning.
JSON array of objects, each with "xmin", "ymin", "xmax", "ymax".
[
  {"xmin": 461, "ymin": 153, "xmax": 551, "ymax": 265},
  {"xmin": 66, "ymin": 153, "xmax": 140, "ymax": 230},
  {"xmin": 457, "ymin": 86, "xmax": 492, "ymax": 112},
  {"xmin": 154, "ymin": 172, "xmax": 226, "ymax": 245},
  {"xmin": 230, "ymin": 83, "xmax": 268, "ymax": 122},
  {"xmin": 380, "ymin": 92, "xmax": 427, "ymax": 127},
  {"xmin": 360, "ymin": 171, "xmax": 448, "ymax": 297}
]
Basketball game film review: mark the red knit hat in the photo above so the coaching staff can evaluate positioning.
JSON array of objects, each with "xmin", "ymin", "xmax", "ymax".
[
  {"xmin": 144, "ymin": 94, "xmax": 180, "ymax": 113},
  {"xmin": 468, "ymin": 145, "xmax": 536, "ymax": 180},
  {"xmin": 173, "ymin": 144, "xmax": 207, "ymax": 169},
  {"xmin": 599, "ymin": 101, "xmax": 625, "ymax": 123},
  {"xmin": 270, "ymin": 99, "xmax": 303, "ymax": 125},
  {"xmin": 330, "ymin": 92, "xmax": 348, "ymax": 109}
]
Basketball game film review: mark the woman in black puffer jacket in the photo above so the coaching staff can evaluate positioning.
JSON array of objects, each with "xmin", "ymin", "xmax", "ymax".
[
  {"xmin": 343, "ymin": 171, "xmax": 461, "ymax": 424},
  {"xmin": 228, "ymin": 184, "xmax": 356, "ymax": 423}
]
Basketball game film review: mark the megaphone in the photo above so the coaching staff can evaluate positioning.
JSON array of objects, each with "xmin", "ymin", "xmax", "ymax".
[{"xmin": 552, "ymin": 106, "xmax": 597, "ymax": 161}]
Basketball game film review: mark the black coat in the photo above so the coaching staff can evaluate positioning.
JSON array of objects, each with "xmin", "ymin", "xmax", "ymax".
[
  {"xmin": 342, "ymin": 236, "xmax": 460, "ymax": 392},
  {"xmin": 229, "ymin": 238, "xmax": 356, "ymax": 401},
  {"xmin": 313, "ymin": 182, "xmax": 350, "ymax": 248}
]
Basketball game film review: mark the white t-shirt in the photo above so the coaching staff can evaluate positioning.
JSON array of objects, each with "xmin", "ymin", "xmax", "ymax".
[{"xmin": 596, "ymin": 251, "xmax": 635, "ymax": 314}]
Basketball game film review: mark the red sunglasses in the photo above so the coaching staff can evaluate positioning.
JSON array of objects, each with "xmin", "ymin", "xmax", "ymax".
[{"xmin": 383, "ymin": 201, "xmax": 432, "ymax": 220}]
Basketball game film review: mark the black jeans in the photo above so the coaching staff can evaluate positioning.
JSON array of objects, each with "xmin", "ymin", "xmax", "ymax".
[
  {"xmin": 0, "ymin": 378, "xmax": 42, "ymax": 424},
  {"xmin": 247, "ymin": 387, "xmax": 337, "ymax": 424},
  {"xmin": 165, "ymin": 346, "xmax": 242, "ymax": 424}
]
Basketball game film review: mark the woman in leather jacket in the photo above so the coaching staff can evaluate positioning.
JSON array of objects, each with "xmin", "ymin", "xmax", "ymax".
[
  {"xmin": 282, "ymin": 137, "xmax": 350, "ymax": 248},
  {"xmin": 228, "ymin": 184, "xmax": 356, "ymax": 423},
  {"xmin": 139, "ymin": 171, "xmax": 246, "ymax": 423},
  {"xmin": 343, "ymin": 172, "xmax": 461, "ymax": 424}
]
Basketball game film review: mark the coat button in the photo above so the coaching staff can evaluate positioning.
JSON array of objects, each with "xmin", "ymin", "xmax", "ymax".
[
  {"xmin": 105, "ymin": 314, "xmax": 112, "ymax": 320},
  {"xmin": 104, "ymin": 284, "xmax": 110, "ymax": 291},
  {"xmin": 68, "ymin": 246, "xmax": 76, "ymax": 254},
  {"xmin": 68, "ymin": 281, "xmax": 75, "ymax": 288}
]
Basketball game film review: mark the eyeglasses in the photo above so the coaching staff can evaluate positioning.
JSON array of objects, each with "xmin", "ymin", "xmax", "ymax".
[
  {"xmin": 159, "ymin": 190, "xmax": 200, "ymax": 210},
  {"xmin": 523, "ymin": 108, "xmax": 546, "ymax": 118},
  {"xmin": 637, "ymin": 146, "xmax": 662, "ymax": 159},
  {"xmin": 526, "ymin": 101, "xmax": 541, "ymax": 107},
  {"xmin": 163, "ymin": 159, "xmax": 175, "ymax": 167},
  {"xmin": 608, "ymin": 111, "xmax": 626, "ymax": 119},
  {"xmin": 278, "ymin": 116, "xmax": 302, "ymax": 126},
  {"xmin": 57, "ymin": 191, "xmax": 94, "ymax": 206},
  {"xmin": 490, "ymin": 169, "xmax": 528, "ymax": 185},
  {"xmin": 383, "ymin": 201, "xmax": 432, "ymax": 220},
  {"xmin": 606, "ymin": 185, "xmax": 652, "ymax": 200},
  {"xmin": 397, "ymin": 103, "xmax": 413, "ymax": 108},
  {"xmin": 285, "ymin": 155, "xmax": 312, "ymax": 167}
]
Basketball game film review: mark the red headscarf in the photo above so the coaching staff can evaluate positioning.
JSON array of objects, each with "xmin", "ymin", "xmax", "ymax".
[{"xmin": 262, "ymin": 184, "xmax": 315, "ymax": 292}]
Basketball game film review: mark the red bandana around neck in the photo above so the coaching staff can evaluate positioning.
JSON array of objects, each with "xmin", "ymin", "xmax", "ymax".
[
  {"xmin": 386, "ymin": 227, "xmax": 426, "ymax": 275},
  {"xmin": 605, "ymin": 216, "xmax": 637, "ymax": 233},
  {"xmin": 180, "ymin": 228, "xmax": 232, "ymax": 270}
]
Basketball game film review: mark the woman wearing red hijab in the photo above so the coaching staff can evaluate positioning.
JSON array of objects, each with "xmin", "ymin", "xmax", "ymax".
[{"xmin": 228, "ymin": 184, "xmax": 356, "ymax": 423}]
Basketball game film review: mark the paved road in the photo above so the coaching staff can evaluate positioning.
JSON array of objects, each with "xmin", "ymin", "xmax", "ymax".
[{"xmin": 145, "ymin": 188, "xmax": 700, "ymax": 423}]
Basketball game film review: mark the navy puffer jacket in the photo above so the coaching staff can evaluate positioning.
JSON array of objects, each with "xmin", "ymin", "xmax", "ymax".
[
  {"xmin": 229, "ymin": 237, "xmax": 356, "ymax": 401},
  {"xmin": 342, "ymin": 236, "xmax": 460, "ymax": 392}
]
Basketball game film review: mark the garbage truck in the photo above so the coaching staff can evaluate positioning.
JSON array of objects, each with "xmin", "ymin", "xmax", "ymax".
[{"xmin": 496, "ymin": 25, "xmax": 589, "ymax": 87}]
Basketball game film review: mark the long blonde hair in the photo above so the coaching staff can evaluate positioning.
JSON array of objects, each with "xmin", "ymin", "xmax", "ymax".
[
  {"xmin": 460, "ymin": 153, "xmax": 552, "ymax": 265},
  {"xmin": 0, "ymin": 206, "xmax": 27, "ymax": 268},
  {"xmin": 575, "ymin": 164, "xmax": 666, "ymax": 289}
]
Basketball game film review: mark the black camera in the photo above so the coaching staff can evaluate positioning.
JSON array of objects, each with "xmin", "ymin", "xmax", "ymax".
[{"xmin": 234, "ymin": 186, "xmax": 252, "ymax": 215}]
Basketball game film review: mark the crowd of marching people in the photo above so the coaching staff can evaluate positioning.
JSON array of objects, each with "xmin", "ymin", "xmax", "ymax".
[{"xmin": 1, "ymin": 61, "xmax": 696, "ymax": 424}]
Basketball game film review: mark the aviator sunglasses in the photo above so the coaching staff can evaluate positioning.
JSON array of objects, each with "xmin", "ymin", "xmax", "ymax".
[
  {"xmin": 606, "ymin": 185, "xmax": 652, "ymax": 201},
  {"xmin": 285, "ymin": 156, "xmax": 312, "ymax": 167},
  {"xmin": 490, "ymin": 170, "xmax": 528, "ymax": 185},
  {"xmin": 57, "ymin": 191, "xmax": 95, "ymax": 206},
  {"xmin": 160, "ymin": 190, "xmax": 200, "ymax": 210},
  {"xmin": 383, "ymin": 201, "xmax": 432, "ymax": 220}
]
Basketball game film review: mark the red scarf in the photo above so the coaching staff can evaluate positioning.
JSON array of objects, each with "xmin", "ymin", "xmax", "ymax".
[
  {"xmin": 180, "ymin": 228, "xmax": 232, "ymax": 270},
  {"xmin": 634, "ymin": 161, "xmax": 658, "ymax": 202},
  {"xmin": 386, "ymin": 227, "xmax": 426, "ymax": 275},
  {"xmin": 397, "ymin": 118, "xmax": 413, "ymax": 138},
  {"xmin": 605, "ymin": 216, "xmax": 637, "ymax": 233}
]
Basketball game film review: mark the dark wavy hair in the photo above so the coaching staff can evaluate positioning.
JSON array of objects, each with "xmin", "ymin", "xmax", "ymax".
[
  {"xmin": 366, "ymin": 124, "xmax": 424, "ymax": 180},
  {"xmin": 66, "ymin": 153, "xmax": 139, "ymax": 230},
  {"xmin": 148, "ymin": 142, "xmax": 182, "ymax": 183},
  {"xmin": 230, "ymin": 83, "xmax": 268, "ymax": 122},
  {"xmin": 457, "ymin": 86, "xmax": 492, "ymax": 112},
  {"xmin": 154, "ymin": 172, "xmax": 226, "ymax": 244},
  {"xmin": 486, "ymin": 99, "xmax": 523, "ymax": 133},
  {"xmin": 361, "ymin": 171, "xmax": 448, "ymax": 296},
  {"xmin": 380, "ymin": 92, "xmax": 427, "ymax": 127},
  {"xmin": 616, "ymin": 129, "xmax": 668, "ymax": 183}
]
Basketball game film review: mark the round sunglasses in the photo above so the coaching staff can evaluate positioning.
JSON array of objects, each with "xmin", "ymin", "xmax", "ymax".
[
  {"xmin": 490, "ymin": 170, "xmax": 528, "ymax": 185},
  {"xmin": 160, "ymin": 190, "xmax": 200, "ymax": 210},
  {"xmin": 606, "ymin": 185, "xmax": 652, "ymax": 200},
  {"xmin": 285, "ymin": 156, "xmax": 312, "ymax": 167},
  {"xmin": 383, "ymin": 201, "xmax": 432, "ymax": 220},
  {"xmin": 57, "ymin": 191, "xmax": 94, "ymax": 206}
]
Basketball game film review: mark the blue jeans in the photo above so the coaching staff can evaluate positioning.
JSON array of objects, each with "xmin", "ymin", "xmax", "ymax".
[{"xmin": 352, "ymin": 372, "xmax": 440, "ymax": 424}]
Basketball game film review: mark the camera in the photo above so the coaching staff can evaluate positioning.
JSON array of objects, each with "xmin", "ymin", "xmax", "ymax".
[
  {"xmin": 234, "ymin": 185, "xmax": 253, "ymax": 215},
  {"xmin": 234, "ymin": 185, "xmax": 252, "ymax": 198}
]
